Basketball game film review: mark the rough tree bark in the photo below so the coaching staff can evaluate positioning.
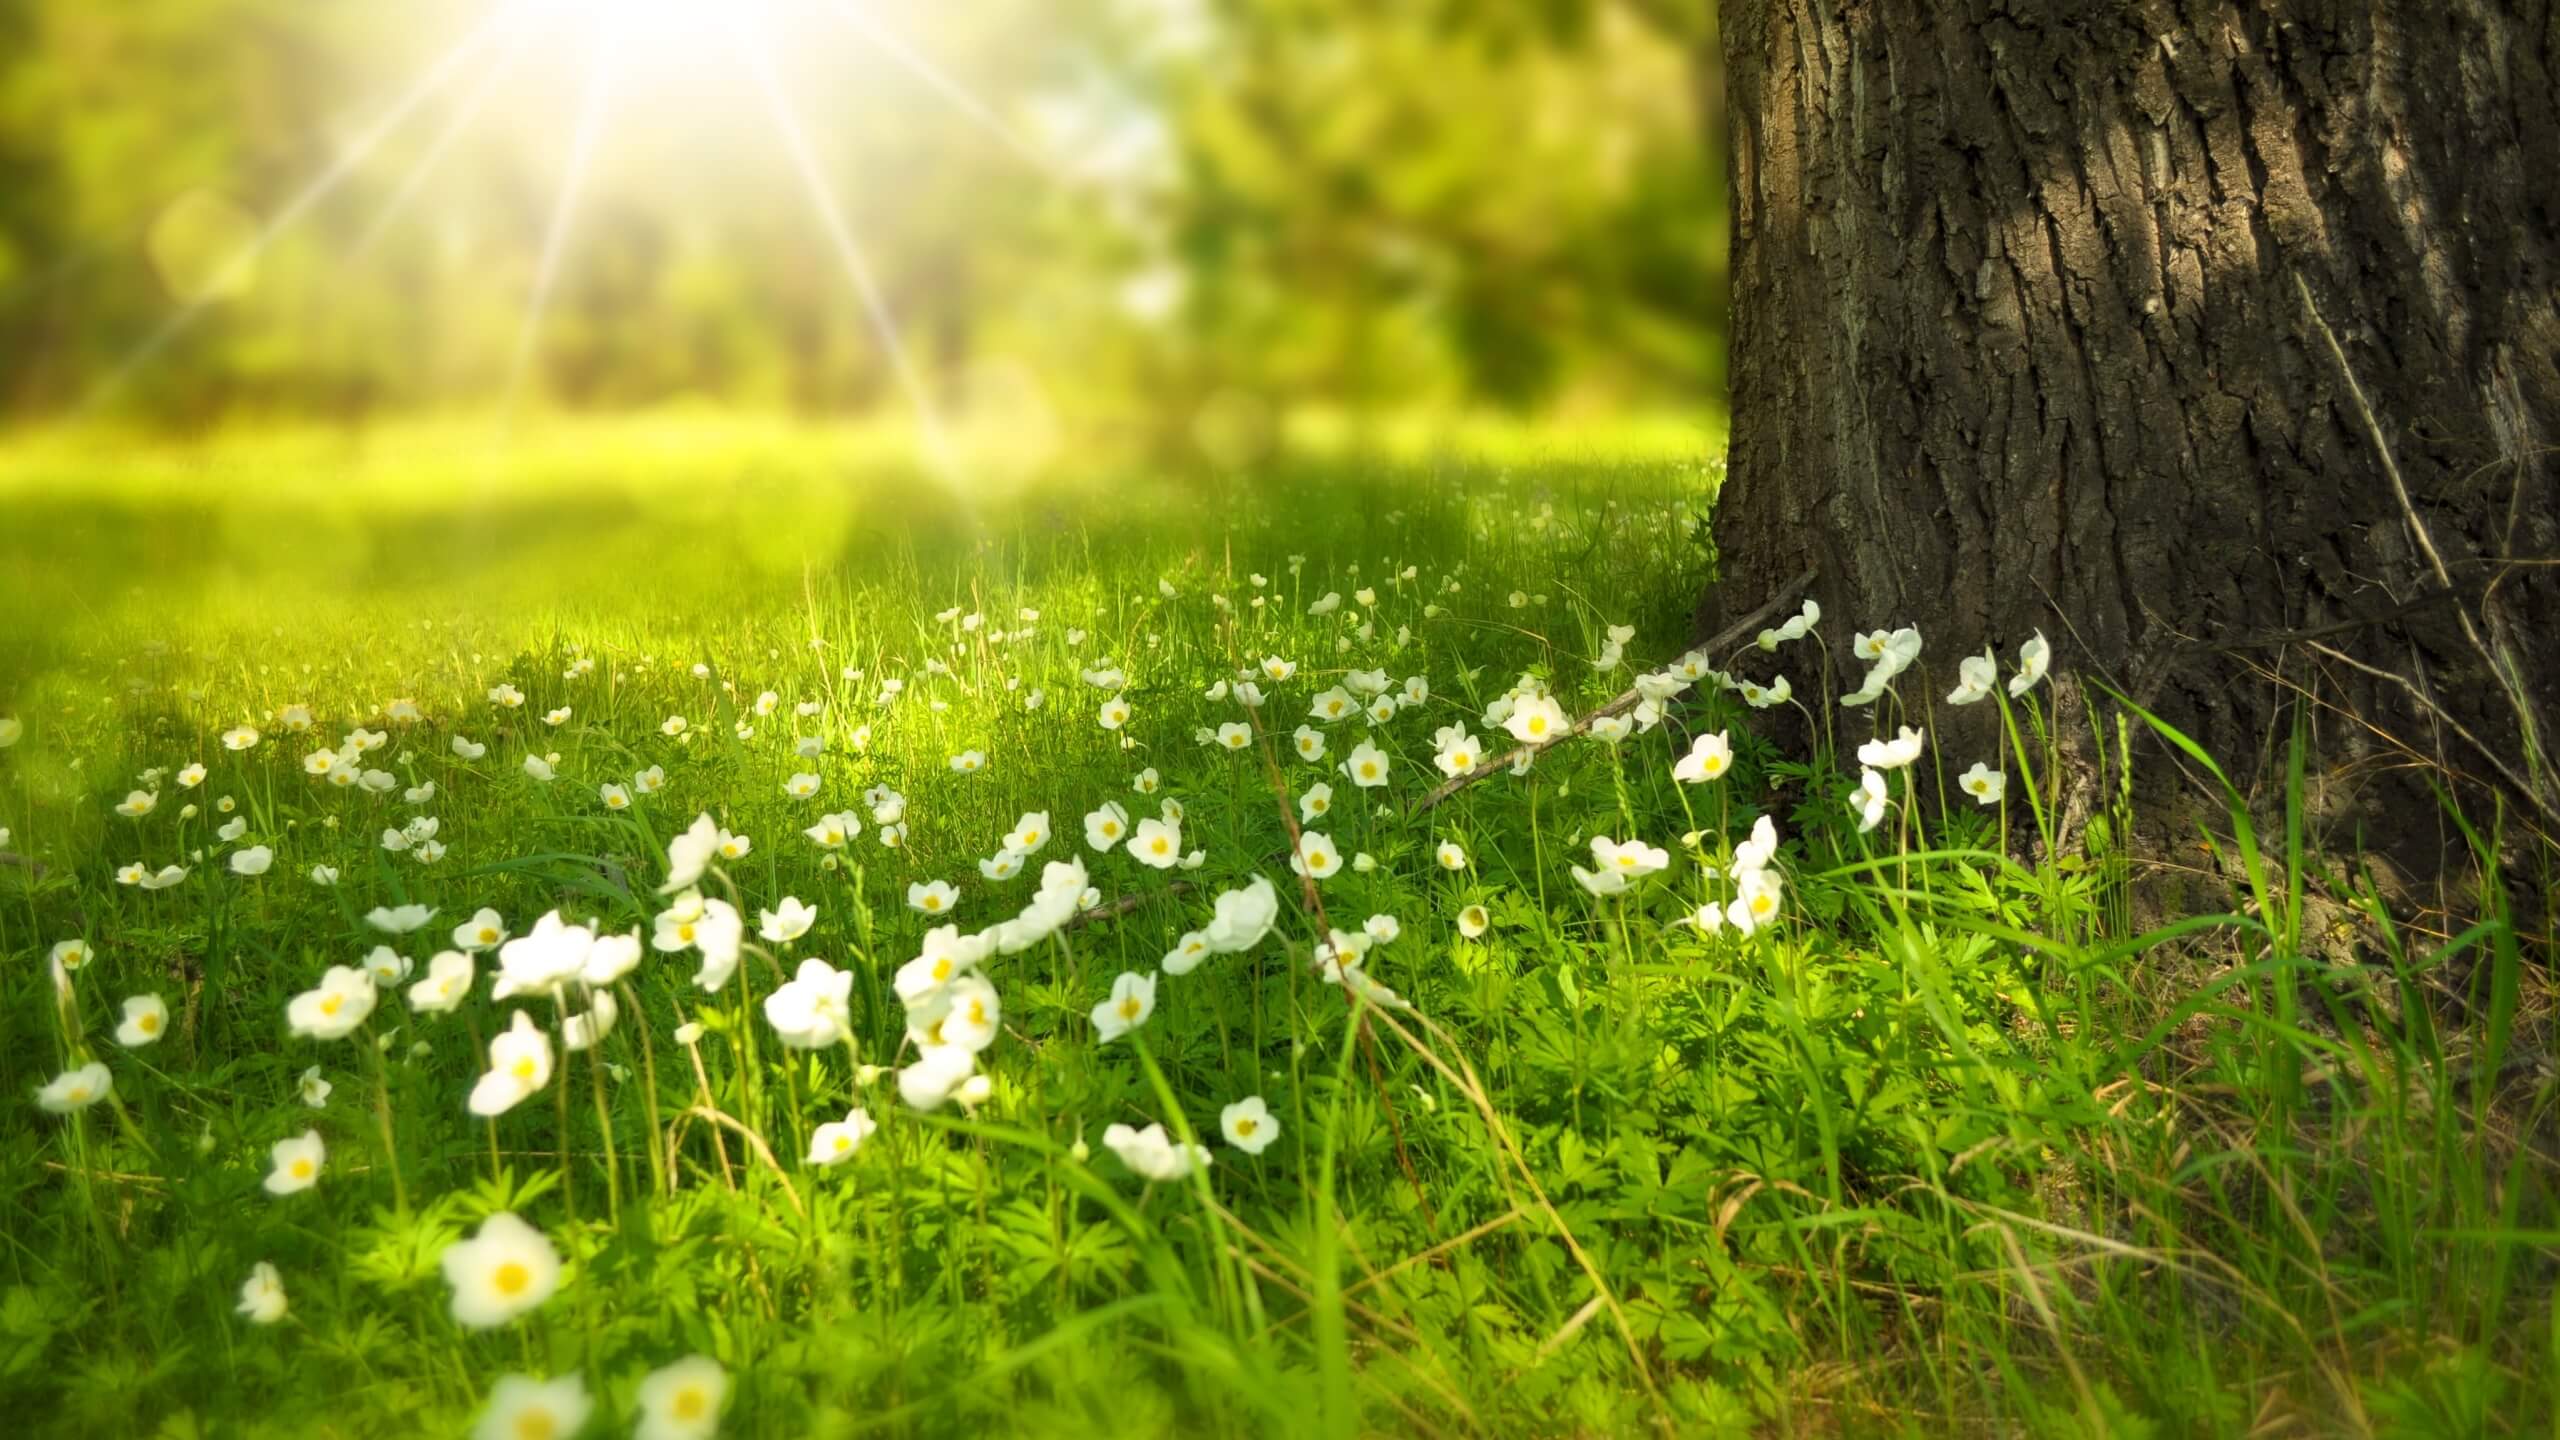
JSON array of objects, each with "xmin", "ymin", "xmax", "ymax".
[{"xmin": 1707, "ymin": 0, "xmax": 2560, "ymax": 857}]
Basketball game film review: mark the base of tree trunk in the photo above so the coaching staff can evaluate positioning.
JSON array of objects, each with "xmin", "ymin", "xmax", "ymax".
[{"xmin": 1706, "ymin": 0, "xmax": 2560, "ymax": 879}]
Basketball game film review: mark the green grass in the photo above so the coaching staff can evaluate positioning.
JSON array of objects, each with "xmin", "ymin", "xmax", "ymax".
[{"xmin": 0, "ymin": 420, "xmax": 2550, "ymax": 1437}]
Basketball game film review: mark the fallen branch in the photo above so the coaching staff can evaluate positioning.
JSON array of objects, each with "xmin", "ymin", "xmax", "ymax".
[{"xmin": 1407, "ymin": 567, "xmax": 1816, "ymax": 819}]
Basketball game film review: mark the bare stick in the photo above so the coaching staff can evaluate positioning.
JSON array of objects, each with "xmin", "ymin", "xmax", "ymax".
[
  {"xmin": 1407, "ymin": 567, "xmax": 1817, "ymax": 819},
  {"xmin": 2294, "ymin": 272, "xmax": 2555, "ymax": 817}
]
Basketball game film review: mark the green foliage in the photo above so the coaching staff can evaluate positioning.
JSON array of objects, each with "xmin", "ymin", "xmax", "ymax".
[{"xmin": 0, "ymin": 428, "xmax": 2550, "ymax": 1435}]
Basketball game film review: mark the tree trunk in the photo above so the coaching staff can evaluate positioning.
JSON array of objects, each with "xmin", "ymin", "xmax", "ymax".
[{"xmin": 1709, "ymin": 0, "xmax": 2560, "ymax": 854}]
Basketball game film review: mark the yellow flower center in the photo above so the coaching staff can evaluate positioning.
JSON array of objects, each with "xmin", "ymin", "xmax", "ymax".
[
  {"xmin": 515, "ymin": 1410, "xmax": 556, "ymax": 1440},
  {"xmin": 923, "ymin": 896, "xmax": 942, "ymax": 911},
  {"xmin": 673, "ymin": 1388, "xmax": 708, "ymax": 1420},
  {"xmin": 832, "ymin": 1135, "xmax": 852, "ymax": 1154},
  {"xmin": 1359, "ymin": 763, "xmax": 1377, "ymax": 779},
  {"xmin": 1118, "ymin": 997, "xmax": 1141, "ymax": 1021},
  {"xmin": 480, "ymin": 928, "xmax": 499, "ymax": 944},
  {"xmin": 514, "ymin": 1057, "xmax": 537, "ymax": 1080},
  {"xmin": 494, "ymin": 1261, "xmax": 531, "ymax": 1296},
  {"xmin": 1235, "ymin": 1118, "xmax": 1257, "ymax": 1136},
  {"xmin": 931, "ymin": 958, "xmax": 953, "ymax": 981},
  {"xmin": 1752, "ymin": 895, "xmax": 1773, "ymax": 916},
  {"xmin": 1151, "ymin": 839, "xmax": 1169, "ymax": 855},
  {"xmin": 138, "ymin": 1014, "xmax": 160, "ymax": 1034},
  {"xmin": 677, "ymin": 923, "xmax": 697, "ymax": 944},
  {"xmin": 320, "ymin": 995, "xmax": 343, "ymax": 1016},
  {"xmin": 291, "ymin": 1159, "xmax": 313, "ymax": 1180},
  {"xmin": 1527, "ymin": 717, "xmax": 1547, "ymax": 736}
]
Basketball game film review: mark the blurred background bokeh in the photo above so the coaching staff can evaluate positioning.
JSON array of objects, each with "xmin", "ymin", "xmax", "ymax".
[{"xmin": 0, "ymin": 0, "xmax": 1726, "ymax": 462}]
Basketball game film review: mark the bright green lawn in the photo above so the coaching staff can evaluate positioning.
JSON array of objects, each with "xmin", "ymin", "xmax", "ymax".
[{"xmin": 0, "ymin": 421, "xmax": 2548, "ymax": 1437}]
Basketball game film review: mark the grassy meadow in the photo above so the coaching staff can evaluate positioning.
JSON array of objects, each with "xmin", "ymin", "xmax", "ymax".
[{"xmin": 1, "ymin": 421, "xmax": 2550, "ymax": 1437}]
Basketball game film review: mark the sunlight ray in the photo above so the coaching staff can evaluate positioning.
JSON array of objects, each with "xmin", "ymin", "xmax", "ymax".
[
  {"xmin": 86, "ymin": 2, "xmax": 521, "ymax": 409},
  {"xmin": 731, "ymin": 18, "xmax": 954, "ymax": 471},
  {"xmin": 351, "ymin": 23, "xmax": 541, "ymax": 258},
  {"xmin": 820, "ymin": 0, "xmax": 1054, "ymax": 177},
  {"xmin": 502, "ymin": 24, "xmax": 620, "ymax": 415}
]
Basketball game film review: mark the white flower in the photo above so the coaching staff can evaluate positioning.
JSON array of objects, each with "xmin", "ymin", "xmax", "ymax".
[
  {"xmin": 897, "ymin": 1046, "xmax": 977, "ymax": 1111},
  {"xmin": 782, "ymin": 772, "xmax": 821, "ymax": 800},
  {"xmin": 763, "ymin": 958, "xmax": 854, "ymax": 1049},
  {"xmin": 1128, "ymin": 816, "xmax": 1182, "ymax": 869},
  {"xmin": 236, "ymin": 1262, "xmax": 287, "ymax": 1324},
  {"xmin": 286, "ymin": 966, "xmax": 377, "ymax": 1040},
  {"xmin": 1591, "ymin": 835, "xmax": 1670, "ymax": 878},
  {"xmin": 1571, "ymin": 863, "xmax": 1628, "ymax": 896},
  {"xmin": 1855, "ymin": 726, "xmax": 1926, "ymax": 770},
  {"xmin": 1734, "ymin": 814, "xmax": 1781, "ymax": 877},
  {"xmin": 1162, "ymin": 930, "xmax": 1214, "ymax": 976},
  {"xmin": 444, "ymin": 1213, "xmax": 563, "ymax": 1329},
  {"xmin": 366, "ymin": 903, "xmax": 435, "ymax": 935},
  {"xmin": 450, "ymin": 907, "xmax": 507, "ymax": 954},
  {"xmin": 905, "ymin": 880, "xmax": 958, "ymax": 917},
  {"xmin": 1588, "ymin": 713, "xmax": 1633, "ymax": 743},
  {"xmin": 409, "ymin": 951, "xmax": 475, "ymax": 1013},
  {"xmin": 494, "ymin": 911, "xmax": 595, "ymax": 1000},
  {"xmin": 636, "ymin": 1357, "xmax": 728, "ymax": 1440},
  {"xmin": 1436, "ymin": 841, "xmax": 1468, "ymax": 871},
  {"xmin": 1502, "ymin": 694, "xmax": 1569, "ymax": 745},
  {"xmin": 115, "ymin": 994, "xmax": 168, "ymax": 1047},
  {"xmin": 1260, "ymin": 654, "xmax": 1297, "ymax": 682},
  {"xmin": 758, "ymin": 897, "xmax": 818, "ymax": 944},
  {"xmin": 229, "ymin": 845, "xmax": 273, "ymax": 876},
  {"xmin": 1726, "ymin": 868, "xmax": 1784, "ymax": 935},
  {"xmin": 362, "ymin": 945, "xmax": 413, "ymax": 987},
  {"xmin": 1103, "ymin": 1121, "xmax": 1209, "ymax": 1182},
  {"xmin": 299, "ymin": 1065, "xmax": 333, "ymax": 1108},
  {"xmin": 2009, "ymin": 631, "xmax": 2051, "ymax": 697},
  {"xmin": 1215, "ymin": 722, "xmax": 1253, "ymax": 751},
  {"xmin": 804, "ymin": 811, "xmax": 860, "ymax": 848},
  {"xmin": 1946, "ymin": 650, "xmax": 1998, "ymax": 706},
  {"xmin": 1457, "ymin": 904, "xmax": 1490, "ymax": 938},
  {"xmin": 308, "ymin": 864, "xmax": 339, "ymax": 887},
  {"xmin": 1849, "ymin": 768, "xmax": 1891, "ymax": 834},
  {"xmin": 1291, "ymin": 831, "xmax": 1341, "ymax": 881},
  {"xmin": 262, "ymin": 1129, "xmax": 326, "ymax": 1196},
  {"xmin": 1097, "ymin": 695, "xmax": 1134, "ymax": 731},
  {"xmin": 1291, "ymin": 725, "xmax": 1328, "ymax": 763},
  {"xmin": 1672, "ymin": 731, "xmax": 1733, "ymax": 784},
  {"xmin": 948, "ymin": 749, "xmax": 987, "ymax": 773},
  {"xmin": 661, "ymin": 812, "xmax": 722, "ymax": 893},
  {"xmin": 1432, "ymin": 729, "xmax": 1484, "ymax": 777},
  {"xmin": 1090, "ymin": 970, "xmax": 1158, "ymax": 1042},
  {"xmin": 1202, "ymin": 877, "xmax": 1280, "ymax": 953},
  {"xmin": 468, "ymin": 1011, "xmax": 555, "ymax": 1117},
  {"xmin": 521, "ymin": 754, "xmax": 555, "ymax": 783},
  {"xmin": 451, "ymin": 735, "xmax": 487, "ymax": 760},
  {"xmin": 1221, "ymin": 1096, "xmax": 1279, "ymax": 1155},
  {"xmin": 177, "ymin": 762, "xmax": 207, "ymax": 789},
  {"xmin": 115, "ymin": 790, "xmax": 158, "ymax": 818},
  {"xmin": 600, "ymin": 782, "xmax": 631, "ymax": 811},
  {"xmin": 488, "ymin": 683, "xmax": 525, "ymax": 708},
  {"xmin": 1342, "ymin": 740, "xmax": 1389, "ymax": 788},
  {"xmin": 36, "ymin": 1062, "xmax": 112, "ymax": 1114},
  {"xmin": 473, "ymin": 1374, "xmax": 590, "ymax": 1440},
  {"xmin": 1083, "ymin": 803, "xmax": 1130, "ymax": 850},
  {"xmin": 582, "ymin": 930, "xmax": 642, "ymax": 988},
  {"xmin": 221, "ymin": 725, "xmax": 261, "ymax": 752},
  {"xmin": 893, "ymin": 925, "xmax": 990, "ymax": 1009},
  {"xmin": 1959, "ymin": 762, "xmax": 2006, "ymax": 805}
]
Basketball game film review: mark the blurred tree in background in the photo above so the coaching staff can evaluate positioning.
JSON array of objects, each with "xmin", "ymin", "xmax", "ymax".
[{"xmin": 0, "ymin": 0, "xmax": 1726, "ymax": 440}]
